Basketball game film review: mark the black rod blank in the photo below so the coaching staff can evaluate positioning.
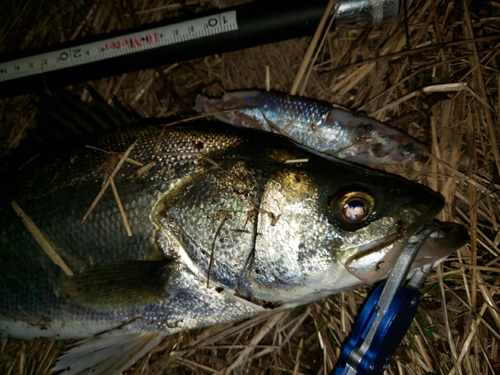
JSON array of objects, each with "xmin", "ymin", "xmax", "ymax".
[{"xmin": 0, "ymin": 0, "xmax": 399, "ymax": 98}]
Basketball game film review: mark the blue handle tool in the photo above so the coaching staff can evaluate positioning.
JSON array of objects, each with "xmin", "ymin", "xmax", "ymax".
[
  {"xmin": 332, "ymin": 222, "xmax": 439, "ymax": 375},
  {"xmin": 332, "ymin": 283, "xmax": 420, "ymax": 375}
]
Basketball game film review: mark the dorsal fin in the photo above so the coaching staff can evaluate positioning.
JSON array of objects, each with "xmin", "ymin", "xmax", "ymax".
[
  {"xmin": 34, "ymin": 87, "xmax": 141, "ymax": 146},
  {"xmin": 3, "ymin": 88, "xmax": 144, "ymax": 171}
]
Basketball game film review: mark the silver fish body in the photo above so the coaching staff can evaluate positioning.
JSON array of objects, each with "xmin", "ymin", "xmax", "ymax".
[
  {"xmin": 195, "ymin": 91, "xmax": 429, "ymax": 164},
  {"xmin": 0, "ymin": 122, "xmax": 447, "ymax": 340},
  {"xmin": 0, "ymin": 121, "xmax": 467, "ymax": 375}
]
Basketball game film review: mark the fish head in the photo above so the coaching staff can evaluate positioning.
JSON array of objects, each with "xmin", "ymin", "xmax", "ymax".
[
  {"xmin": 233, "ymin": 155, "xmax": 450, "ymax": 308},
  {"xmin": 154, "ymin": 132, "xmax": 463, "ymax": 310},
  {"xmin": 328, "ymin": 109, "xmax": 429, "ymax": 164}
]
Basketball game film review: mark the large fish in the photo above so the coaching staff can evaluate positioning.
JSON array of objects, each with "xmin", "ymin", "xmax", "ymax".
[
  {"xmin": 195, "ymin": 90, "xmax": 429, "ymax": 165},
  {"xmin": 0, "ymin": 92, "xmax": 466, "ymax": 375}
]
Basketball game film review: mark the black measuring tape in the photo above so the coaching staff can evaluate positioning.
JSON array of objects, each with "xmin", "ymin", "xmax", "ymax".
[{"xmin": 0, "ymin": 0, "xmax": 399, "ymax": 98}]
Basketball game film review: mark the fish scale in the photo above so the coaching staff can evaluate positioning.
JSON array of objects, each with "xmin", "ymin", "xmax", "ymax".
[
  {"xmin": 1, "ymin": 125, "xmax": 261, "ymax": 335},
  {"xmin": 0, "ymin": 119, "xmax": 465, "ymax": 375}
]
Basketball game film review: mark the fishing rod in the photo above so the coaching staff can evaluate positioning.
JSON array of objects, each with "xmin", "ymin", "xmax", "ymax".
[{"xmin": 0, "ymin": 0, "xmax": 399, "ymax": 98}]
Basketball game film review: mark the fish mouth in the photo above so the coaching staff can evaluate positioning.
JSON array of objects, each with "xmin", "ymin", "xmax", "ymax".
[
  {"xmin": 345, "ymin": 221, "xmax": 468, "ymax": 284},
  {"xmin": 345, "ymin": 227, "xmax": 414, "ymax": 284},
  {"xmin": 412, "ymin": 221, "xmax": 468, "ymax": 268}
]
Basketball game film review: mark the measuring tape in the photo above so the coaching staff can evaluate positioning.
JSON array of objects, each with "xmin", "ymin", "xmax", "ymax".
[
  {"xmin": 0, "ymin": 0, "xmax": 400, "ymax": 98},
  {"xmin": 0, "ymin": 11, "xmax": 237, "ymax": 83}
]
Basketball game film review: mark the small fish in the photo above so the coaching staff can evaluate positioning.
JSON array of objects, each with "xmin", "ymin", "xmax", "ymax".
[
  {"xmin": 0, "ymin": 91, "xmax": 465, "ymax": 375},
  {"xmin": 195, "ymin": 90, "xmax": 429, "ymax": 165}
]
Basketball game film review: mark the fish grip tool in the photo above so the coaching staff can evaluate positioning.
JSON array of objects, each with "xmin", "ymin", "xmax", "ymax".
[{"xmin": 332, "ymin": 221, "xmax": 440, "ymax": 375}]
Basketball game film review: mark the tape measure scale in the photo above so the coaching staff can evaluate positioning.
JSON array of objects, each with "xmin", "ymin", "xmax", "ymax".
[{"xmin": 0, "ymin": 10, "xmax": 237, "ymax": 83}]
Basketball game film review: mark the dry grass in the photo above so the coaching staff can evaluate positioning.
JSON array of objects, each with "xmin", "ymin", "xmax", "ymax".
[{"xmin": 1, "ymin": 0, "xmax": 500, "ymax": 374}]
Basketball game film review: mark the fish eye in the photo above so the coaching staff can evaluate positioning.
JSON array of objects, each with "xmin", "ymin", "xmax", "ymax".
[{"xmin": 330, "ymin": 191, "xmax": 375, "ymax": 226}]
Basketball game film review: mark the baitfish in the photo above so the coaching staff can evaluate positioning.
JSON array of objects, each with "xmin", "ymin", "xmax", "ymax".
[
  {"xmin": 195, "ymin": 90, "xmax": 429, "ymax": 165},
  {"xmin": 0, "ymin": 92, "xmax": 466, "ymax": 375}
]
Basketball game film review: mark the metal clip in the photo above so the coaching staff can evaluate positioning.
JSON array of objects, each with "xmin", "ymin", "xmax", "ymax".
[{"xmin": 332, "ymin": 221, "xmax": 440, "ymax": 375}]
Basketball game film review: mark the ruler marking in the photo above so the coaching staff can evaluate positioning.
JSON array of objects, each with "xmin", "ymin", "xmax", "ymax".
[{"xmin": 0, "ymin": 10, "xmax": 237, "ymax": 82}]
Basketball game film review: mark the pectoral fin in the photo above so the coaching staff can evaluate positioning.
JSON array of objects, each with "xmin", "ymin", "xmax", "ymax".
[
  {"xmin": 62, "ymin": 261, "xmax": 176, "ymax": 309},
  {"xmin": 52, "ymin": 332, "xmax": 163, "ymax": 375}
]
